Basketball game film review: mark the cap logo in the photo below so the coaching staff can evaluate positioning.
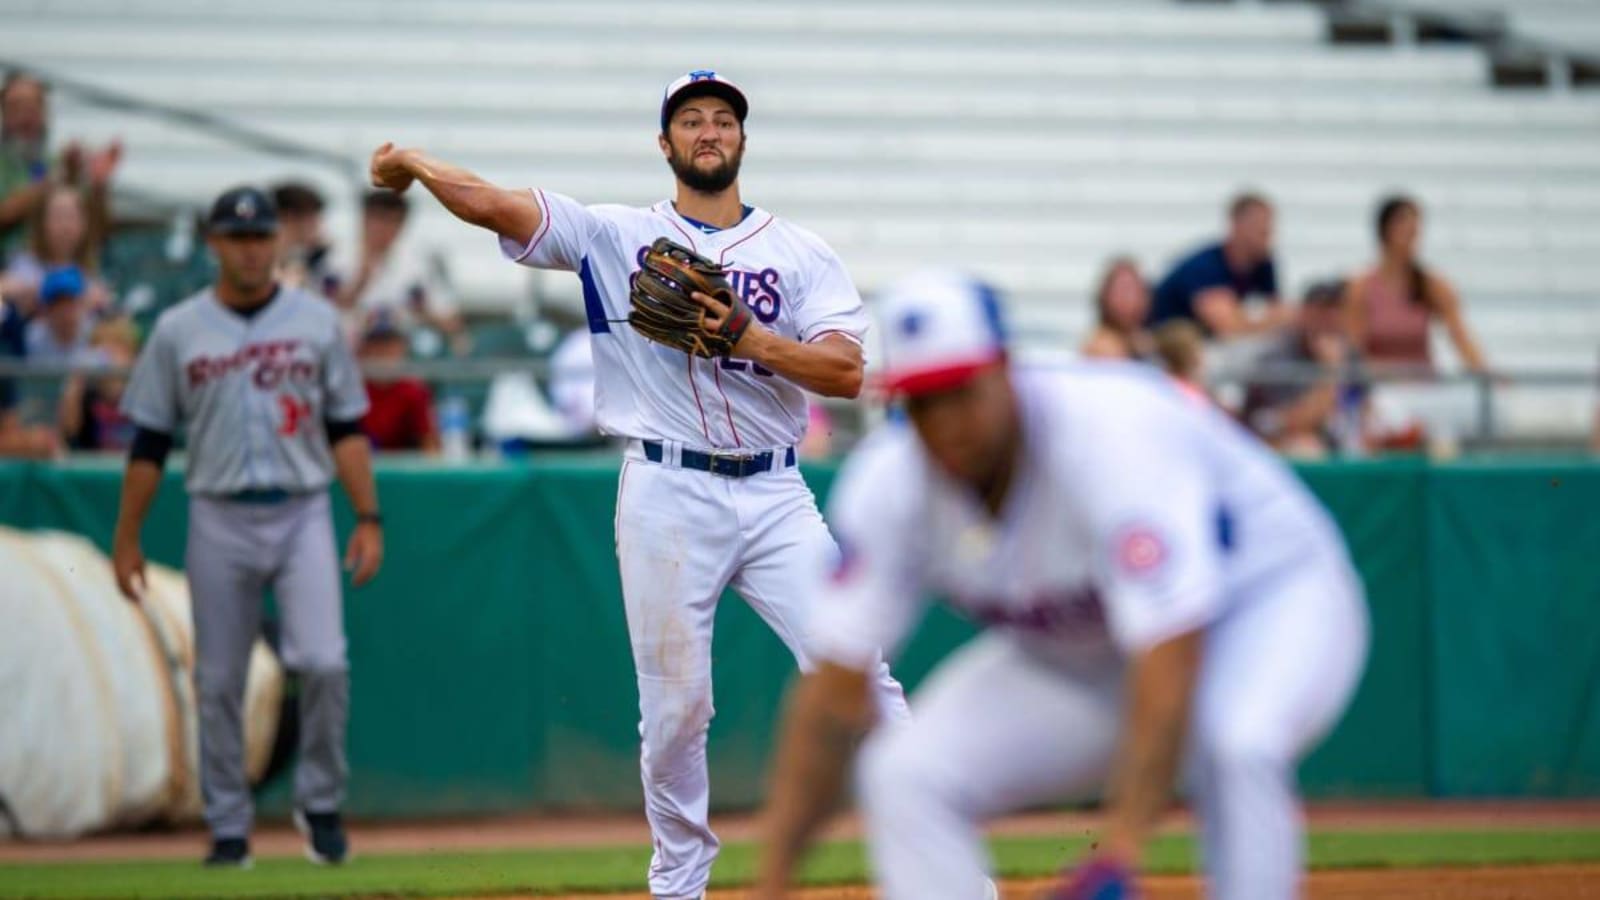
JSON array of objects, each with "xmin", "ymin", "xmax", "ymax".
[
  {"xmin": 897, "ymin": 311, "xmax": 924, "ymax": 337},
  {"xmin": 235, "ymin": 196, "xmax": 256, "ymax": 220},
  {"xmin": 688, "ymin": 70, "xmax": 717, "ymax": 82}
]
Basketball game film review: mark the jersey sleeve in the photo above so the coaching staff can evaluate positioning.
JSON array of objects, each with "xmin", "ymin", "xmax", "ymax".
[
  {"xmin": 1068, "ymin": 396, "xmax": 1226, "ymax": 654},
  {"xmin": 119, "ymin": 316, "xmax": 181, "ymax": 432},
  {"xmin": 793, "ymin": 241, "xmax": 869, "ymax": 346},
  {"xmin": 496, "ymin": 189, "xmax": 603, "ymax": 273},
  {"xmin": 805, "ymin": 437, "xmax": 927, "ymax": 670},
  {"xmin": 323, "ymin": 321, "xmax": 371, "ymax": 422}
]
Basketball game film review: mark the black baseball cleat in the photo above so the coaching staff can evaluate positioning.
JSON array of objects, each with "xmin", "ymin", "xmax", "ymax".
[
  {"xmin": 294, "ymin": 809, "xmax": 349, "ymax": 864},
  {"xmin": 203, "ymin": 836, "xmax": 252, "ymax": 868}
]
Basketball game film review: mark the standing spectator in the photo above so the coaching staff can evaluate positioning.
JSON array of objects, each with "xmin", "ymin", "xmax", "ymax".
[
  {"xmin": 60, "ymin": 317, "xmax": 139, "ymax": 451},
  {"xmin": 25, "ymin": 266, "xmax": 102, "ymax": 366},
  {"xmin": 272, "ymin": 181, "xmax": 335, "ymax": 294},
  {"xmin": 1241, "ymin": 280, "xmax": 1356, "ymax": 458},
  {"xmin": 1348, "ymin": 196, "xmax": 1489, "ymax": 450},
  {"xmin": 1081, "ymin": 256, "xmax": 1154, "ymax": 360},
  {"xmin": 2, "ymin": 183, "xmax": 113, "ymax": 315},
  {"xmin": 1149, "ymin": 192, "xmax": 1293, "ymax": 339},
  {"xmin": 358, "ymin": 315, "xmax": 438, "ymax": 453},
  {"xmin": 1346, "ymin": 195, "xmax": 1487, "ymax": 374},
  {"xmin": 0, "ymin": 71, "xmax": 120, "ymax": 263},
  {"xmin": 328, "ymin": 190, "xmax": 462, "ymax": 347}
]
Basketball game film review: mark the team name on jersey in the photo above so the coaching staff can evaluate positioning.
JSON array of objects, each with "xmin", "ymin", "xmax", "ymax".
[
  {"xmin": 186, "ymin": 340, "xmax": 317, "ymax": 390},
  {"xmin": 633, "ymin": 245, "xmax": 785, "ymax": 324},
  {"xmin": 961, "ymin": 582, "xmax": 1108, "ymax": 636}
]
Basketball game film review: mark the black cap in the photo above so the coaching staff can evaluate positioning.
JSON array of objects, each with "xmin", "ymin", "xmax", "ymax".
[{"xmin": 207, "ymin": 186, "xmax": 278, "ymax": 236}]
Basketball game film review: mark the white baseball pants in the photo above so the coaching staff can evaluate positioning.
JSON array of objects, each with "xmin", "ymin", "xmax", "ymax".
[{"xmin": 615, "ymin": 441, "xmax": 909, "ymax": 900}]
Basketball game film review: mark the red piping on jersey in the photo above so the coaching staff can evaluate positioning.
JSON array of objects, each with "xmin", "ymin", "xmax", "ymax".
[
  {"xmin": 510, "ymin": 189, "xmax": 553, "ymax": 262},
  {"xmin": 657, "ymin": 207, "xmax": 700, "ymax": 253},
  {"xmin": 686, "ymin": 354, "xmax": 713, "ymax": 443},
  {"xmin": 805, "ymin": 328, "xmax": 862, "ymax": 345},
  {"xmin": 711, "ymin": 363, "xmax": 743, "ymax": 448},
  {"xmin": 717, "ymin": 213, "xmax": 775, "ymax": 265},
  {"xmin": 653, "ymin": 205, "xmax": 712, "ymax": 443}
]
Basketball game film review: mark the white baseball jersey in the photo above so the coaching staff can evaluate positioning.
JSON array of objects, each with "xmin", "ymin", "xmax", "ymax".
[
  {"xmin": 499, "ymin": 192, "xmax": 868, "ymax": 449},
  {"xmin": 811, "ymin": 363, "xmax": 1349, "ymax": 670}
]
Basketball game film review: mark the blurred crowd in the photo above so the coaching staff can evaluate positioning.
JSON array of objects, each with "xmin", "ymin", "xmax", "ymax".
[
  {"xmin": 1081, "ymin": 191, "xmax": 1498, "ymax": 459},
  {"xmin": 0, "ymin": 69, "xmax": 536, "ymax": 462},
  {"xmin": 3, "ymin": 68, "xmax": 1591, "ymax": 463}
]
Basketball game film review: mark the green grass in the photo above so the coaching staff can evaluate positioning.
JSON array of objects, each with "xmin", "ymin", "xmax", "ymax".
[{"xmin": 3, "ymin": 829, "xmax": 1598, "ymax": 899}]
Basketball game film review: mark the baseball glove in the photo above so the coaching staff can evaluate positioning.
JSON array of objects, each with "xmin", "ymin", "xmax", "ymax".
[{"xmin": 628, "ymin": 238, "xmax": 754, "ymax": 358}]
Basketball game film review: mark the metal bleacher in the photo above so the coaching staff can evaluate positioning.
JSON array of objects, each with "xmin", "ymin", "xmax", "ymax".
[{"xmin": 2, "ymin": 0, "xmax": 1597, "ymax": 436}]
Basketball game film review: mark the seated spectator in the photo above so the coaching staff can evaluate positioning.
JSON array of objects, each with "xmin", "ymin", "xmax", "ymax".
[
  {"xmin": 0, "ymin": 293, "xmax": 57, "ymax": 458},
  {"xmin": 59, "ymin": 316, "xmax": 137, "ymax": 452},
  {"xmin": 1347, "ymin": 195, "xmax": 1487, "ymax": 374},
  {"xmin": 1081, "ymin": 256, "xmax": 1154, "ymax": 360},
  {"xmin": 329, "ymin": 190, "xmax": 463, "ymax": 349},
  {"xmin": 2, "ymin": 183, "xmax": 112, "ymax": 316},
  {"xmin": 1152, "ymin": 319, "xmax": 1209, "ymax": 406},
  {"xmin": 272, "ymin": 181, "xmax": 335, "ymax": 293},
  {"xmin": 0, "ymin": 71, "xmax": 119, "ymax": 265},
  {"xmin": 25, "ymin": 266, "xmax": 103, "ymax": 366},
  {"xmin": 1241, "ymin": 280, "xmax": 1357, "ymax": 458},
  {"xmin": 549, "ymin": 328, "xmax": 598, "ymax": 437},
  {"xmin": 358, "ymin": 315, "xmax": 438, "ymax": 452},
  {"xmin": 1148, "ymin": 192, "xmax": 1293, "ymax": 340}
]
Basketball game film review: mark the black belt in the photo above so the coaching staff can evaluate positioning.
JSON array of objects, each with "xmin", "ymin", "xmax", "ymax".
[
  {"xmin": 642, "ymin": 441, "xmax": 796, "ymax": 478},
  {"xmin": 225, "ymin": 488, "xmax": 294, "ymax": 504}
]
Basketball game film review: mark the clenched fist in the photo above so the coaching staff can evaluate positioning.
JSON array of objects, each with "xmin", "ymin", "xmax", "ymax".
[{"xmin": 369, "ymin": 142, "xmax": 415, "ymax": 193}]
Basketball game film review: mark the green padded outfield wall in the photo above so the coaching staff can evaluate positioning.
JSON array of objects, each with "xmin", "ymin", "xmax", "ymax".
[{"xmin": 2, "ymin": 456, "xmax": 1596, "ymax": 816}]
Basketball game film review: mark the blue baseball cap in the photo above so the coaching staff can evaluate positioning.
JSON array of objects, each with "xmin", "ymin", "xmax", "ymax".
[
  {"xmin": 39, "ymin": 265, "xmax": 86, "ymax": 305},
  {"xmin": 875, "ymin": 270, "xmax": 1009, "ymax": 396},
  {"xmin": 660, "ymin": 70, "xmax": 748, "ymax": 133}
]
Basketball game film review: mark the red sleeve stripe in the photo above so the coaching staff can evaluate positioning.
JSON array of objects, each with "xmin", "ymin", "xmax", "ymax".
[
  {"xmin": 805, "ymin": 329, "xmax": 863, "ymax": 345},
  {"xmin": 508, "ymin": 189, "xmax": 553, "ymax": 263}
]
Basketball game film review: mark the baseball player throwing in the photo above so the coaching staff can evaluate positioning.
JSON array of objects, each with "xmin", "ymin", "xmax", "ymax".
[
  {"xmin": 757, "ymin": 271, "xmax": 1370, "ymax": 900},
  {"xmin": 111, "ymin": 186, "xmax": 382, "ymax": 868},
  {"xmin": 369, "ymin": 71, "xmax": 907, "ymax": 900}
]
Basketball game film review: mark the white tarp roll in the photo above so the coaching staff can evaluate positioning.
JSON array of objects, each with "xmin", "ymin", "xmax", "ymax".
[{"xmin": 0, "ymin": 526, "xmax": 284, "ymax": 839}]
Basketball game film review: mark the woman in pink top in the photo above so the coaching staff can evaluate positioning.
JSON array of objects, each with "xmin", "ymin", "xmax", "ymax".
[{"xmin": 1346, "ymin": 195, "xmax": 1487, "ymax": 373}]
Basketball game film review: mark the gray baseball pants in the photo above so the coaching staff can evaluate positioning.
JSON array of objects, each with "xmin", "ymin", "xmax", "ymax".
[{"xmin": 187, "ymin": 491, "xmax": 348, "ymax": 839}]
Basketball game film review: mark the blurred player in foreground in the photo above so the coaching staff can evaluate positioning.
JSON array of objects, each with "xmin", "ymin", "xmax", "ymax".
[{"xmin": 756, "ymin": 271, "xmax": 1369, "ymax": 900}]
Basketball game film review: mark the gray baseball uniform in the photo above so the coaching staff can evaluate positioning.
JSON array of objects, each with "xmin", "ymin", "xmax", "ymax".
[{"xmin": 121, "ymin": 285, "xmax": 369, "ymax": 838}]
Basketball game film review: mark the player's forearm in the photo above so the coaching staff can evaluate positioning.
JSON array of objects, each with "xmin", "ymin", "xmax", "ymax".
[
  {"xmin": 1101, "ymin": 629, "xmax": 1203, "ymax": 862},
  {"xmin": 331, "ymin": 435, "xmax": 380, "ymax": 516},
  {"xmin": 114, "ymin": 460, "xmax": 163, "ymax": 545},
  {"xmin": 758, "ymin": 665, "xmax": 874, "ymax": 893},
  {"xmin": 399, "ymin": 149, "xmax": 536, "ymax": 239},
  {"xmin": 739, "ymin": 332, "xmax": 864, "ymax": 399}
]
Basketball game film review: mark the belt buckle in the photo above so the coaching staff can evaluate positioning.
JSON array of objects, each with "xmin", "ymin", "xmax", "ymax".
[{"xmin": 707, "ymin": 450, "xmax": 757, "ymax": 477}]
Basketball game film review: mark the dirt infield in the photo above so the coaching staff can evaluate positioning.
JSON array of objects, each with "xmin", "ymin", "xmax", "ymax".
[
  {"xmin": 3, "ymin": 800, "xmax": 1597, "ymax": 863},
  {"xmin": 567, "ymin": 863, "xmax": 1600, "ymax": 899}
]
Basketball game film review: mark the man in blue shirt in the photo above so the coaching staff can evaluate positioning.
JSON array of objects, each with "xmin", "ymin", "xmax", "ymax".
[
  {"xmin": 0, "ymin": 290, "xmax": 58, "ymax": 457},
  {"xmin": 1149, "ymin": 193, "xmax": 1294, "ymax": 339}
]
